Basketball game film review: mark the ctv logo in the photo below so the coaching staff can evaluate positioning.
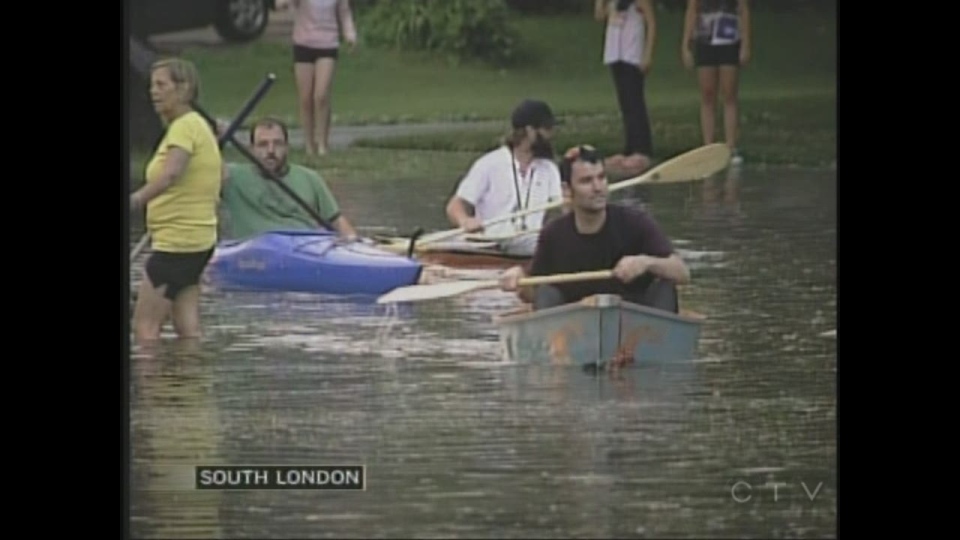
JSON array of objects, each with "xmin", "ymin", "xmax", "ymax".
[{"xmin": 730, "ymin": 479, "xmax": 828, "ymax": 503}]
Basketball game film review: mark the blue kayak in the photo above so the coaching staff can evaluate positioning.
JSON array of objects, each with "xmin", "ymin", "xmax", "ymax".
[{"xmin": 206, "ymin": 230, "xmax": 423, "ymax": 296}]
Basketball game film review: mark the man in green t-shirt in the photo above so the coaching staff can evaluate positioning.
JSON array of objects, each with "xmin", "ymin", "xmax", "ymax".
[{"xmin": 218, "ymin": 116, "xmax": 358, "ymax": 241}]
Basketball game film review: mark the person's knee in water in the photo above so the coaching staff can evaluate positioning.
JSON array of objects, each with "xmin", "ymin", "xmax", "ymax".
[
  {"xmin": 533, "ymin": 284, "xmax": 567, "ymax": 310},
  {"xmin": 623, "ymin": 277, "xmax": 679, "ymax": 313}
]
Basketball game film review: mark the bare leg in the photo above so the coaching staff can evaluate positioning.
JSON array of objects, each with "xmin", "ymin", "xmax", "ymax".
[
  {"xmin": 312, "ymin": 58, "xmax": 337, "ymax": 155},
  {"xmin": 294, "ymin": 62, "xmax": 317, "ymax": 156},
  {"xmin": 133, "ymin": 271, "xmax": 172, "ymax": 345},
  {"xmin": 171, "ymin": 284, "xmax": 203, "ymax": 340},
  {"xmin": 697, "ymin": 66, "xmax": 719, "ymax": 145},
  {"xmin": 719, "ymin": 65, "xmax": 740, "ymax": 152}
]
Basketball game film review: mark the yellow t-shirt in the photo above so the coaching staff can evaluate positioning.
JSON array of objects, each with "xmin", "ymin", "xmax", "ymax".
[{"xmin": 144, "ymin": 111, "xmax": 222, "ymax": 252}]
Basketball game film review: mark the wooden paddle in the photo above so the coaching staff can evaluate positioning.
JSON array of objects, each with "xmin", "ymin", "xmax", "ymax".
[
  {"xmin": 380, "ymin": 143, "xmax": 732, "ymax": 253},
  {"xmin": 463, "ymin": 227, "xmax": 540, "ymax": 243},
  {"xmin": 463, "ymin": 229, "xmax": 540, "ymax": 243},
  {"xmin": 376, "ymin": 269, "xmax": 614, "ymax": 304}
]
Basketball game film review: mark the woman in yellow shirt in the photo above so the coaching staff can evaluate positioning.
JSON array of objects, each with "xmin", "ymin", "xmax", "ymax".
[{"xmin": 130, "ymin": 58, "xmax": 223, "ymax": 344}]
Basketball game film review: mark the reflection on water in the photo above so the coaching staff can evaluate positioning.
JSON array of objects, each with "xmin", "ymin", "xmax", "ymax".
[
  {"xmin": 131, "ymin": 340, "xmax": 224, "ymax": 539},
  {"xmin": 129, "ymin": 166, "xmax": 836, "ymax": 538},
  {"xmin": 688, "ymin": 162, "xmax": 745, "ymax": 226}
]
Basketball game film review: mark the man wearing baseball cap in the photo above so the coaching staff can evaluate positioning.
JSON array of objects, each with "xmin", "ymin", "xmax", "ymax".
[{"xmin": 444, "ymin": 99, "xmax": 564, "ymax": 258}]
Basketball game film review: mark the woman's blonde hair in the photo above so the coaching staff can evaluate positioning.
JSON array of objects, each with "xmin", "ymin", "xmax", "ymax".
[{"xmin": 151, "ymin": 57, "xmax": 201, "ymax": 103}]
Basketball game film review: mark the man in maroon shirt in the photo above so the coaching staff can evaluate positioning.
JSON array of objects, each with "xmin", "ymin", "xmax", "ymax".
[{"xmin": 498, "ymin": 145, "xmax": 690, "ymax": 312}]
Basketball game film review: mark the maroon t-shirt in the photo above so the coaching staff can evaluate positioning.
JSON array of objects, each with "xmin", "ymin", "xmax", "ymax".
[{"xmin": 528, "ymin": 204, "xmax": 674, "ymax": 303}]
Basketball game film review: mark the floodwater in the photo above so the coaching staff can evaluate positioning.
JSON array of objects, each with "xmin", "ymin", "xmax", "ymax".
[{"xmin": 128, "ymin": 163, "xmax": 837, "ymax": 539}]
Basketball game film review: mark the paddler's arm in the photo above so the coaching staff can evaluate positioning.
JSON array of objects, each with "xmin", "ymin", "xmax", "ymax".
[
  {"xmin": 649, "ymin": 253, "xmax": 691, "ymax": 284},
  {"xmin": 500, "ymin": 231, "xmax": 546, "ymax": 304},
  {"xmin": 614, "ymin": 253, "xmax": 690, "ymax": 285},
  {"xmin": 331, "ymin": 216, "xmax": 359, "ymax": 242},
  {"xmin": 445, "ymin": 196, "xmax": 483, "ymax": 233},
  {"xmin": 498, "ymin": 264, "xmax": 536, "ymax": 304},
  {"xmin": 312, "ymin": 171, "xmax": 359, "ymax": 241},
  {"xmin": 445, "ymin": 196, "xmax": 470, "ymax": 225},
  {"xmin": 613, "ymin": 211, "xmax": 691, "ymax": 284},
  {"xmin": 447, "ymin": 162, "xmax": 488, "ymax": 233},
  {"xmin": 130, "ymin": 146, "xmax": 190, "ymax": 210}
]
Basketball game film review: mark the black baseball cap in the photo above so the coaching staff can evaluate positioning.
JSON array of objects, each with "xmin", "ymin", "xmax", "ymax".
[{"xmin": 511, "ymin": 99, "xmax": 560, "ymax": 129}]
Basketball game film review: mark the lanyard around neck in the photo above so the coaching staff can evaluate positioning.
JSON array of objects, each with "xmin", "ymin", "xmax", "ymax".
[{"xmin": 509, "ymin": 147, "xmax": 535, "ymax": 231}]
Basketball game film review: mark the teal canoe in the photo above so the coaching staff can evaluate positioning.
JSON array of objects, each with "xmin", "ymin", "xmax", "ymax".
[{"xmin": 493, "ymin": 294, "xmax": 705, "ymax": 368}]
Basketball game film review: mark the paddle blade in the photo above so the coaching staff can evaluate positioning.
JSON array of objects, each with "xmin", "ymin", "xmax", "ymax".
[
  {"xmin": 636, "ymin": 143, "xmax": 731, "ymax": 186},
  {"xmin": 377, "ymin": 279, "xmax": 498, "ymax": 304}
]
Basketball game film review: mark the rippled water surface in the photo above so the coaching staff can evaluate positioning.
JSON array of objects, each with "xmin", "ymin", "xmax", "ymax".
[{"xmin": 129, "ymin": 165, "xmax": 837, "ymax": 538}]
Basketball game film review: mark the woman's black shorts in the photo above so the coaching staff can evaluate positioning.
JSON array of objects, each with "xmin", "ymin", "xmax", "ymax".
[
  {"xmin": 694, "ymin": 42, "xmax": 741, "ymax": 67},
  {"xmin": 293, "ymin": 44, "xmax": 339, "ymax": 63},
  {"xmin": 144, "ymin": 248, "xmax": 214, "ymax": 301}
]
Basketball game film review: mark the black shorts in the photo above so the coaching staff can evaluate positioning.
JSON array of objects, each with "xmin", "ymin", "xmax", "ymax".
[
  {"xmin": 694, "ymin": 42, "xmax": 741, "ymax": 67},
  {"xmin": 293, "ymin": 44, "xmax": 339, "ymax": 63},
  {"xmin": 144, "ymin": 248, "xmax": 214, "ymax": 301}
]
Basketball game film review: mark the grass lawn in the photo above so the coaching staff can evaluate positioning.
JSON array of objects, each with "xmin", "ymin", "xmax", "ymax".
[
  {"xmin": 130, "ymin": 146, "xmax": 478, "ymax": 190},
  {"xmin": 174, "ymin": 8, "xmax": 834, "ymax": 125},
  {"xmin": 354, "ymin": 95, "xmax": 835, "ymax": 168},
  {"xmin": 130, "ymin": 6, "xmax": 835, "ymax": 183}
]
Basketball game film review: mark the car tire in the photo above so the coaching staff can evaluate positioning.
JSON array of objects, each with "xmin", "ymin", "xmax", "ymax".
[{"xmin": 214, "ymin": 0, "xmax": 270, "ymax": 43}]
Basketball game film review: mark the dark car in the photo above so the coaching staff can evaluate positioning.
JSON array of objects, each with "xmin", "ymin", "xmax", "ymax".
[{"xmin": 130, "ymin": 0, "xmax": 276, "ymax": 43}]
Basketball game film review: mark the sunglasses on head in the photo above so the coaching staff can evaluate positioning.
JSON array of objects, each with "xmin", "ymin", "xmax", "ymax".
[{"xmin": 563, "ymin": 145, "xmax": 602, "ymax": 163}]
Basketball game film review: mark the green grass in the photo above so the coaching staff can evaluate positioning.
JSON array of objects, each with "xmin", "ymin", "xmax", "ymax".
[
  {"xmin": 130, "ymin": 7, "xmax": 835, "ymax": 179},
  {"xmin": 173, "ymin": 9, "xmax": 835, "ymax": 126},
  {"xmin": 355, "ymin": 95, "xmax": 835, "ymax": 167},
  {"xmin": 130, "ymin": 146, "xmax": 478, "ymax": 189}
]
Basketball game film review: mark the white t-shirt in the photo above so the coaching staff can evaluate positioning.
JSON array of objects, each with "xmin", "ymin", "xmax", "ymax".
[{"xmin": 454, "ymin": 146, "xmax": 563, "ymax": 237}]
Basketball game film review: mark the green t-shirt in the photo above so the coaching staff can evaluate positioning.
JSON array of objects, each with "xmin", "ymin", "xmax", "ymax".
[{"xmin": 221, "ymin": 163, "xmax": 341, "ymax": 239}]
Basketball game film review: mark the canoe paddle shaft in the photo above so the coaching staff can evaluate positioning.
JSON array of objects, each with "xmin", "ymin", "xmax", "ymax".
[
  {"xmin": 217, "ymin": 74, "xmax": 276, "ymax": 145},
  {"xmin": 376, "ymin": 269, "xmax": 615, "ymax": 304}
]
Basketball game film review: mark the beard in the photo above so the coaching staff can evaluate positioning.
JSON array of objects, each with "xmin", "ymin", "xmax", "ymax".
[
  {"xmin": 531, "ymin": 134, "xmax": 554, "ymax": 159},
  {"xmin": 257, "ymin": 154, "xmax": 289, "ymax": 177}
]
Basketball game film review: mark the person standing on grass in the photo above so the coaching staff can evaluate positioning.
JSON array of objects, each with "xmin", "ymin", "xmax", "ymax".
[
  {"xmin": 278, "ymin": 0, "xmax": 357, "ymax": 159},
  {"xmin": 129, "ymin": 58, "xmax": 223, "ymax": 345},
  {"xmin": 596, "ymin": 0, "xmax": 657, "ymax": 176},
  {"xmin": 681, "ymin": 0, "xmax": 750, "ymax": 165}
]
